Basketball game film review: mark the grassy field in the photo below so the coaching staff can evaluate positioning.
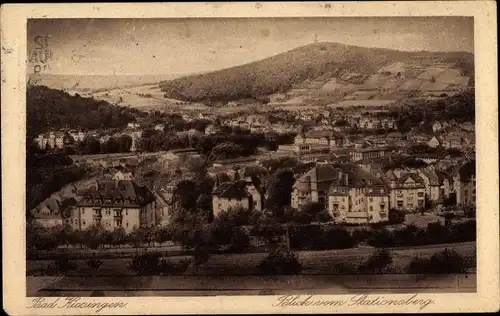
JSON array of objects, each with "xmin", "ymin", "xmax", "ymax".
[{"xmin": 27, "ymin": 242, "xmax": 476, "ymax": 277}]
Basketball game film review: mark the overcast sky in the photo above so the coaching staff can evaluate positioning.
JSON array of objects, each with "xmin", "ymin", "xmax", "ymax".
[{"xmin": 27, "ymin": 17, "xmax": 474, "ymax": 76}]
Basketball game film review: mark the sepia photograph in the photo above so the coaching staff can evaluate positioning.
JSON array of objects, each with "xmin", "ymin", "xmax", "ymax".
[
  {"xmin": 25, "ymin": 16, "xmax": 479, "ymax": 297},
  {"xmin": 1, "ymin": 2, "xmax": 498, "ymax": 314}
]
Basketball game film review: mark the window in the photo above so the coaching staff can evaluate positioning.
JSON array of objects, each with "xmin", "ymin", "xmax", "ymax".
[
  {"xmin": 75, "ymin": 219, "xmax": 79, "ymax": 224},
  {"xmin": 106, "ymin": 210, "xmax": 110, "ymax": 215},
  {"xmin": 369, "ymin": 197, "xmax": 373, "ymax": 202},
  {"xmin": 81, "ymin": 209, "xmax": 85, "ymax": 214},
  {"xmin": 418, "ymin": 192, "xmax": 424, "ymax": 197},
  {"xmin": 82, "ymin": 220, "xmax": 85, "ymax": 225},
  {"xmin": 369, "ymin": 206, "xmax": 373, "ymax": 212},
  {"xmin": 408, "ymin": 197, "xmax": 414, "ymax": 203},
  {"xmin": 126, "ymin": 222, "xmax": 129, "ymax": 227},
  {"xmin": 125, "ymin": 210, "xmax": 128, "ymax": 216}
]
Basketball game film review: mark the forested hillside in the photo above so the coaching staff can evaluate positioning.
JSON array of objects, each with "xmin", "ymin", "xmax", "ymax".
[
  {"xmin": 27, "ymin": 85, "xmax": 145, "ymax": 138},
  {"xmin": 160, "ymin": 42, "xmax": 474, "ymax": 103}
]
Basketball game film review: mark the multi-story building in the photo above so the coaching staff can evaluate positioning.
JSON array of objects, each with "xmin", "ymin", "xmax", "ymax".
[
  {"xmin": 31, "ymin": 198, "xmax": 63, "ymax": 228},
  {"xmin": 34, "ymin": 132, "xmax": 67, "ymax": 150},
  {"xmin": 327, "ymin": 166, "xmax": 390, "ymax": 224},
  {"xmin": 294, "ymin": 129, "xmax": 346, "ymax": 150},
  {"xmin": 349, "ymin": 147, "xmax": 392, "ymax": 162},
  {"xmin": 112, "ymin": 170, "xmax": 134, "ymax": 181},
  {"xmin": 73, "ymin": 180, "xmax": 156, "ymax": 234},
  {"xmin": 211, "ymin": 177, "xmax": 263, "ymax": 217},
  {"xmin": 291, "ymin": 164, "xmax": 341, "ymax": 209},
  {"xmin": 385, "ymin": 170, "xmax": 426, "ymax": 211},
  {"xmin": 441, "ymin": 135, "xmax": 463, "ymax": 149},
  {"xmin": 68, "ymin": 130, "xmax": 86, "ymax": 143}
]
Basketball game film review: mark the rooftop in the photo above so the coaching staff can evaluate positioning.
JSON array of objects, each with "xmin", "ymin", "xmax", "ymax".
[
  {"xmin": 78, "ymin": 180, "xmax": 155, "ymax": 208},
  {"xmin": 212, "ymin": 180, "xmax": 252, "ymax": 199}
]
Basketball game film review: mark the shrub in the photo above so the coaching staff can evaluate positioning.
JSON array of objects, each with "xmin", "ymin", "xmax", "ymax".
[
  {"xmin": 86, "ymin": 259, "xmax": 103, "ymax": 272},
  {"xmin": 352, "ymin": 229, "xmax": 373, "ymax": 243},
  {"xmin": 319, "ymin": 227, "xmax": 357, "ymax": 250},
  {"xmin": 423, "ymin": 222, "xmax": 449, "ymax": 244},
  {"xmin": 157, "ymin": 258, "xmax": 191, "ymax": 275},
  {"xmin": 54, "ymin": 258, "xmax": 77, "ymax": 274},
  {"xmin": 211, "ymin": 224, "xmax": 251, "ymax": 253},
  {"xmin": 406, "ymin": 248, "xmax": 470, "ymax": 274},
  {"xmin": 368, "ymin": 228, "xmax": 395, "ymax": 247},
  {"xmin": 192, "ymin": 245, "xmax": 211, "ymax": 266},
  {"xmin": 392, "ymin": 225, "xmax": 423, "ymax": 246},
  {"xmin": 289, "ymin": 225, "xmax": 323, "ymax": 250},
  {"xmin": 129, "ymin": 252, "xmax": 161, "ymax": 275},
  {"xmin": 258, "ymin": 247, "xmax": 302, "ymax": 274},
  {"xmin": 251, "ymin": 218, "xmax": 285, "ymax": 245},
  {"xmin": 447, "ymin": 220, "xmax": 476, "ymax": 243},
  {"xmin": 389, "ymin": 208, "xmax": 405, "ymax": 224},
  {"xmin": 227, "ymin": 227, "xmax": 251, "ymax": 253},
  {"xmin": 359, "ymin": 249, "xmax": 393, "ymax": 273}
]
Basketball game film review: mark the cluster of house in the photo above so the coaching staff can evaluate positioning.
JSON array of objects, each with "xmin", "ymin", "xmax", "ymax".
[
  {"xmin": 275, "ymin": 119, "xmax": 474, "ymax": 160},
  {"xmin": 276, "ymin": 127, "xmax": 402, "ymax": 157},
  {"xmin": 289, "ymin": 161, "xmax": 475, "ymax": 224},
  {"xmin": 215, "ymin": 114, "xmax": 295, "ymax": 134},
  {"xmin": 30, "ymin": 155, "xmax": 475, "ymax": 233},
  {"xmin": 30, "ymin": 171, "xmax": 158, "ymax": 234},
  {"xmin": 33, "ymin": 122, "xmax": 143, "ymax": 151}
]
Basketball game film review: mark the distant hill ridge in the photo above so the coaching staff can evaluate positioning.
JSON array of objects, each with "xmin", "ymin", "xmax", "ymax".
[
  {"xmin": 27, "ymin": 85, "xmax": 144, "ymax": 138},
  {"xmin": 159, "ymin": 42, "xmax": 474, "ymax": 104}
]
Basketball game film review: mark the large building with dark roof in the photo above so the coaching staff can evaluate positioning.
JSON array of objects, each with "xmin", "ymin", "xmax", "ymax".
[
  {"xmin": 211, "ymin": 177, "xmax": 263, "ymax": 217},
  {"xmin": 74, "ymin": 180, "xmax": 156, "ymax": 233},
  {"xmin": 291, "ymin": 163, "xmax": 391, "ymax": 224},
  {"xmin": 327, "ymin": 164, "xmax": 390, "ymax": 224},
  {"xmin": 384, "ymin": 170, "xmax": 426, "ymax": 210}
]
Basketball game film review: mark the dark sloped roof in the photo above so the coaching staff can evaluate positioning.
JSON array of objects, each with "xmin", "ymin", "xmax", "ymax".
[
  {"xmin": 397, "ymin": 173, "xmax": 425, "ymax": 186},
  {"xmin": 212, "ymin": 180, "xmax": 251, "ymax": 199},
  {"xmin": 78, "ymin": 180, "xmax": 155, "ymax": 207},
  {"xmin": 304, "ymin": 130, "xmax": 342, "ymax": 139}
]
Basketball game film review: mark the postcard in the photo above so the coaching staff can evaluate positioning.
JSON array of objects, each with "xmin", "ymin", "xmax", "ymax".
[{"xmin": 1, "ymin": 1, "xmax": 499, "ymax": 314}]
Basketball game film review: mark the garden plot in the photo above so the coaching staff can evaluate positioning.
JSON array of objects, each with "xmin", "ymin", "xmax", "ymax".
[
  {"xmin": 419, "ymin": 81, "xmax": 450, "ymax": 91},
  {"xmin": 400, "ymin": 79, "xmax": 426, "ymax": 91},
  {"xmin": 435, "ymin": 68, "xmax": 470, "ymax": 86},
  {"xmin": 417, "ymin": 67, "xmax": 448, "ymax": 81},
  {"xmin": 378, "ymin": 62, "xmax": 406, "ymax": 74}
]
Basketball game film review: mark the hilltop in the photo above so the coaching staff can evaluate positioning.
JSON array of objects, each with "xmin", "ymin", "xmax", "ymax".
[{"xmin": 159, "ymin": 42, "xmax": 474, "ymax": 105}]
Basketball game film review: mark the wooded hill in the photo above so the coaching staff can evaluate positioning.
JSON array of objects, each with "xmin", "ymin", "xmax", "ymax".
[{"xmin": 159, "ymin": 42, "xmax": 474, "ymax": 104}]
